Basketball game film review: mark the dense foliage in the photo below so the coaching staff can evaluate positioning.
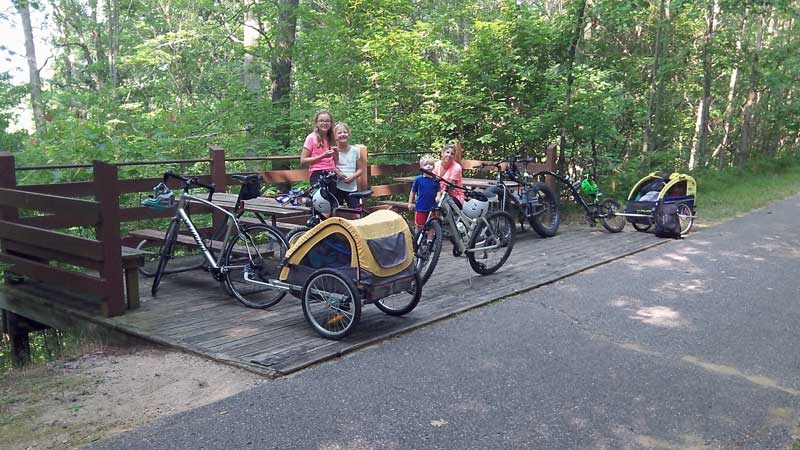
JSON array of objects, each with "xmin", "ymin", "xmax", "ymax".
[{"xmin": 2, "ymin": 0, "xmax": 799, "ymax": 183}]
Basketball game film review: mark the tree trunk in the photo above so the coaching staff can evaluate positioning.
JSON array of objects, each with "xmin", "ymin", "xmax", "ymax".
[
  {"xmin": 711, "ymin": 13, "xmax": 747, "ymax": 168},
  {"xmin": 17, "ymin": 0, "xmax": 45, "ymax": 133},
  {"xmin": 107, "ymin": 0, "xmax": 119, "ymax": 90},
  {"xmin": 688, "ymin": 0, "xmax": 717, "ymax": 171},
  {"xmin": 558, "ymin": 0, "xmax": 587, "ymax": 175},
  {"xmin": 642, "ymin": 0, "xmax": 668, "ymax": 155},
  {"xmin": 243, "ymin": 0, "xmax": 261, "ymax": 94},
  {"xmin": 271, "ymin": 0, "xmax": 299, "ymax": 152},
  {"xmin": 737, "ymin": 14, "xmax": 766, "ymax": 167},
  {"xmin": 89, "ymin": 0, "xmax": 107, "ymax": 90}
]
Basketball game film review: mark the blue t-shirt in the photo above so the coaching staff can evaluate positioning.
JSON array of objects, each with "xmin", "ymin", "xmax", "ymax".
[{"xmin": 412, "ymin": 175, "xmax": 440, "ymax": 212}]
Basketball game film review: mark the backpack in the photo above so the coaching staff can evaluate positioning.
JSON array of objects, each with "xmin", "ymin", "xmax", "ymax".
[{"xmin": 654, "ymin": 203, "xmax": 682, "ymax": 239}]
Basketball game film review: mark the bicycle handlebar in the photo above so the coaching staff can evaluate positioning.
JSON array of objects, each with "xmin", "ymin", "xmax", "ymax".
[
  {"xmin": 419, "ymin": 168, "xmax": 486, "ymax": 200},
  {"xmin": 163, "ymin": 172, "xmax": 216, "ymax": 201}
]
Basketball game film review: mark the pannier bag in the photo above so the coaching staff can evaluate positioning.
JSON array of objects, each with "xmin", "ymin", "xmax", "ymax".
[{"xmin": 654, "ymin": 204, "xmax": 682, "ymax": 239}]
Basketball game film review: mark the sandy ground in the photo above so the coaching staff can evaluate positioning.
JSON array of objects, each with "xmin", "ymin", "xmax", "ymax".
[{"xmin": 0, "ymin": 346, "xmax": 264, "ymax": 450}]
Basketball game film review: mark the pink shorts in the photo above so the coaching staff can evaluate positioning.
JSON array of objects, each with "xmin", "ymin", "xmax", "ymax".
[{"xmin": 414, "ymin": 211, "xmax": 436, "ymax": 227}]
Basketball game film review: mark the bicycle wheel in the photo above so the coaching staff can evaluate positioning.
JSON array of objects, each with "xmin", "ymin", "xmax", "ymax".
[
  {"xmin": 286, "ymin": 226, "xmax": 310, "ymax": 248},
  {"xmin": 467, "ymin": 211, "xmax": 515, "ymax": 275},
  {"xmin": 301, "ymin": 269, "xmax": 362, "ymax": 340},
  {"xmin": 527, "ymin": 182, "xmax": 560, "ymax": 237},
  {"xmin": 375, "ymin": 271, "xmax": 422, "ymax": 316},
  {"xmin": 598, "ymin": 198, "xmax": 626, "ymax": 233},
  {"xmin": 222, "ymin": 223, "xmax": 288, "ymax": 309},
  {"xmin": 413, "ymin": 220, "xmax": 442, "ymax": 286},
  {"xmin": 136, "ymin": 238, "xmax": 206, "ymax": 277},
  {"xmin": 676, "ymin": 203, "xmax": 694, "ymax": 235},
  {"xmin": 151, "ymin": 219, "xmax": 179, "ymax": 296},
  {"xmin": 632, "ymin": 221, "xmax": 652, "ymax": 232}
]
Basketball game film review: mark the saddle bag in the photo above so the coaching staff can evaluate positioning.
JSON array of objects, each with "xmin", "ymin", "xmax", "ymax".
[{"xmin": 654, "ymin": 204, "xmax": 682, "ymax": 239}]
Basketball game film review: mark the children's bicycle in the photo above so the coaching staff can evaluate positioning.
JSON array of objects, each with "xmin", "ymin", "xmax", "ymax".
[
  {"xmin": 479, "ymin": 156, "xmax": 560, "ymax": 237},
  {"xmin": 413, "ymin": 169, "xmax": 516, "ymax": 285},
  {"xmin": 534, "ymin": 172, "xmax": 626, "ymax": 233},
  {"xmin": 142, "ymin": 173, "xmax": 289, "ymax": 308}
]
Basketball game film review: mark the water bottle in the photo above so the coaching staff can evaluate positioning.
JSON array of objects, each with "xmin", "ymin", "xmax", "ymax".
[{"xmin": 456, "ymin": 220, "xmax": 467, "ymax": 239}]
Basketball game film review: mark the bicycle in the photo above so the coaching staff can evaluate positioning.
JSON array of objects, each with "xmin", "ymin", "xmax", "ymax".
[
  {"xmin": 413, "ymin": 168, "xmax": 516, "ymax": 285},
  {"xmin": 478, "ymin": 156, "xmax": 560, "ymax": 237},
  {"xmin": 283, "ymin": 171, "xmax": 372, "ymax": 246},
  {"xmin": 534, "ymin": 172, "xmax": 626, "ymax": 233},
  {"xmin": 136, "ymin": 174, "xmax": 267, "ymax": 277},
  {"xmin": 142, "ymin": 173, "xmax": 289, "ymax": 308}
]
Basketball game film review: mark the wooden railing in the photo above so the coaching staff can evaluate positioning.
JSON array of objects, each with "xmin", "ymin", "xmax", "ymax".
[
  {"xmin": 0, "ymin": 155, "xmax": 126, "ymax": 316},
  {"xmin": 0, "ymin": 144, "xmax": 555, "ymax": 318}
]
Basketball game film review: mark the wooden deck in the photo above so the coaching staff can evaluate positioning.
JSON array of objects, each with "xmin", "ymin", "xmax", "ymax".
[{"xmin": 1, "ymin": 225, "xmax": 666, "ymax": 376}]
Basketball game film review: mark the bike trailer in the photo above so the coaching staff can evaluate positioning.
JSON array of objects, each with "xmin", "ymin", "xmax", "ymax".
[
  {"xmin": 279, "ymin": 209, "xmax": 417, "ymax": 303},
  {"xmin": 623, "ymin": 172, "xmax": 697, "ymax": 231}
]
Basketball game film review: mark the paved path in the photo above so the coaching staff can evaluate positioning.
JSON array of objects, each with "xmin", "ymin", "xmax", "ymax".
[{"xmin": 85, "ymin": 194, "xmax": 800, "ymax": 450}]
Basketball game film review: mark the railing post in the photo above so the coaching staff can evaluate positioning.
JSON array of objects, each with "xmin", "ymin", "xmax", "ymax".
[
  {"xmin": 209, "ymin": 146, "xmax": 227, "ymax": 230},
  {"xmin": 0, "ymin": 152, "xmax": 18, "ymax": 222},
  {"xmin": 357, "ymin": 145, "xmax": 369, "ymax": 190},
  {"xmin": 0, "ymin": 152, "xmax": 22, "ymax": 283},
  {"xmin": 93, "ymin": 160, "xmax": 126, "ymax": 317},
  {"xmin": 544, "ymin": 143, "xmax": 558, "ymax": 192}
]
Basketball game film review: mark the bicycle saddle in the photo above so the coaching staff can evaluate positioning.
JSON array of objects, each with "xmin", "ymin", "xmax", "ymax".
[{"xmin": 348, "ymin": 189, "xmax": 373, "ymax": 199}]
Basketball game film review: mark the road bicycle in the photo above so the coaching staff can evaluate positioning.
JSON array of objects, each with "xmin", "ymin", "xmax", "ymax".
[
  {"xmin": 536, "ymin": 172, "xmax": 625, "ymax": 233},
  {"xmin": 136, "ymin": 174, "xmax": 268, "ymax": 277},
  {"xmin": 413, "ymin": 169, "xmax": 516, "ymax": 285},
  {"xmin": 143, "ymin": 173, "xmax": 289, "ymax": 308},
  {"xmin": 283, "ymin": 171, "xmax": 372, "ymax": 246},
  {"xmin": 478, "ymin": 156, "xmax": 560, "ymax": 237}
]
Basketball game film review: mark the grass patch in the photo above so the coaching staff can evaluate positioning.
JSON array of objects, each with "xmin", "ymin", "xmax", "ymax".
[{"xmin": 693, "ymin": 158, "xmax": 800, "ymax": 222}]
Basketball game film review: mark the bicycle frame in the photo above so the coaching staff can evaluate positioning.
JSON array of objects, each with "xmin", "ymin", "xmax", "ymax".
[
  {"xmin": 422, "ymin": 183, "xmax": 500, "ymax": 254},
  {"xmin": 171, "ymin": 192, "xmax": 245, "ymax": 271}
]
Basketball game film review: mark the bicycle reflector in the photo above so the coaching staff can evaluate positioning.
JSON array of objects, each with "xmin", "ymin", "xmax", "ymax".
[
  {"xmin": 142, "ymin": 183, "xmax": 175, "ymax": 211},
  {"xmin": 580, "ymin": 176, "xmax": 598, "ymax": 196}
]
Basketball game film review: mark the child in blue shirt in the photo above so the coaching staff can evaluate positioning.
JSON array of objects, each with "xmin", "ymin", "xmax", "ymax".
[{"xmin": 407, "ymin": 155, "xmax": 440, "ymax": 234}]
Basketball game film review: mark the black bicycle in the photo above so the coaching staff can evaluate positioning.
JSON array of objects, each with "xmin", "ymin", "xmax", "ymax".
[
  {"xmin": 537, "ymin": 173, "xmax": 625, "ymax": 233},
  {"xmin": 480, "ymin": 156, "xmax": 560, "ymax": 237}
]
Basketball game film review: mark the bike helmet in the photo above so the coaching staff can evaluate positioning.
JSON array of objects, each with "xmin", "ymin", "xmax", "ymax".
[
  {"xmin": 580, "ymin": 176, "xmax": 598, "ymax": 196},
  {"xmin": 311, "ymin": 188, "xmax": 338, "ymax": 215},
  {"xmin": 142, "ymin": 183, "xmax": 175, "ymax": 211},
  {"xmin": 462, "ymin": 197, "xmax": 489, "ymax": 219}
]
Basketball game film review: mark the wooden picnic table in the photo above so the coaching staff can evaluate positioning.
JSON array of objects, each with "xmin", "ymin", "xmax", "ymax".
[
  {"xmin": 394, "ymin": 176, "xmax": 519, "ymax": 189},
  {"xmin": 192, "ymin": 192, "xmax": 310, "ymax": 228}
]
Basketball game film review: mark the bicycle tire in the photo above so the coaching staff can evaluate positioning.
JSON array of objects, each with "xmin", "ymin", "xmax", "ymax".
[
  {"xmin": 222, "ymin": 223, "xmax": 288, "ymax": 309},
  {"xmin": 467, "ymin": 211, "xmax": 515, "ymax": 275},
  {"xmin": 302, "ymin": 268, "xmax": 362, "ymax": 340},
  {"xmin": 598, "ymin": 198, "xmax": 626, "ymax": 233},
  {"xmin": 286, "ymin": 226, "xmax": 311, "ymax": 248},
  {"xmin": 374, "ymin": 271, "xmax": 422, "ymax": 316},
  {"xmin": 151, "ymin": 219, "xmax": 179, "ymax": 296},
  {"xmin": 676, "ymin": 203, "xmax": 694, "ymax": 235},
  {"xmin": 414, "ymin": 220, "xmax": 442, "ymax": 286},
  {"xmin": 527, "ymin": 182, "xmax": 560, "ymax": 238},
  {"xmin": 632, "ymin": 221, "xmax": 652, "ymax": 232}
]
